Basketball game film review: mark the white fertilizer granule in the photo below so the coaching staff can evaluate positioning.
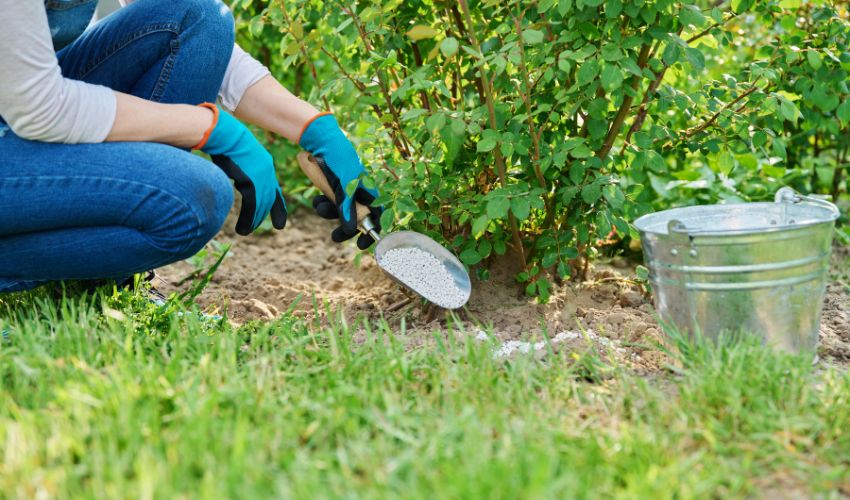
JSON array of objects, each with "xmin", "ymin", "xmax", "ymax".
[
  {"xmin": 379, "ymin": 247, "xmax": 467, "ymax": 309},
  {"xmin": 474, "ymin": 330, "xmax": 630, "ymax": 359}
]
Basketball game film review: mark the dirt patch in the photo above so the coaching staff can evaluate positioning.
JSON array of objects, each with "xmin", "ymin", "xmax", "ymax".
[
  {"xmin": 819, "ymin": 245, "xmax": 850, "ymax": 364},
  {"xmin": 158, "ymin": 210, "xmax": 850, "ymax": 370}
]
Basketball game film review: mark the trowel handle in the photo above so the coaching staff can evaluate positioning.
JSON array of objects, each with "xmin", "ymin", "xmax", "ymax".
[{"xmin": 296, "ymin": 151, "xmax": 372, "ymax": 223}]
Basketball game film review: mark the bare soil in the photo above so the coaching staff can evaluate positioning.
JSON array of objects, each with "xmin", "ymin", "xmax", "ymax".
[{"xmin": 159, "ymin": 210, "xmax": 850, "ymax": 371}]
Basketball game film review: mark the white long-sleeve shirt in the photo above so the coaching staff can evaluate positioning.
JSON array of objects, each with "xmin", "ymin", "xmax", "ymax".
[{"xmin": 0, "ymin": 0, "xmax": 269, "ymax": 144}]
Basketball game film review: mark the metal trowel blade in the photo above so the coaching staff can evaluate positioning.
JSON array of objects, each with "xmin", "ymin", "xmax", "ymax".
[{"xmin": 373, "ymin": 230, "xmax": 471, "ymax": 309}]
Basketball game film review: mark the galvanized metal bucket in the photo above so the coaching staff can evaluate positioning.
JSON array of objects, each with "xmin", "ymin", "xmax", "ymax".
[{"xmin": 634, "ymin": 188, "xmax": 840, "ymax": 353}]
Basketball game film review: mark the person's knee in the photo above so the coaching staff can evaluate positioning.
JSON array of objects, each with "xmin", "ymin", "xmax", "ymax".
[
  {"xmin": 179, "ymin": 166, "xmax": 234, "ymax": 257},
  {"xmin": 134, "ymin": 150, "xmax": 234, "ymax": 261},
  {"xmin": 181, "ymin": 0, "xmax": 235, "ymax": 48},
  {"xmin": 140, "ymin": 0, "xmax": 235, "ymax": 53}
]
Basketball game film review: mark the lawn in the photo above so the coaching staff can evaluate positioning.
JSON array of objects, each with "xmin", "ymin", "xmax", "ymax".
[{"xmin": 1, "ymin": 270, "xmax": 849, "ymax": 498}]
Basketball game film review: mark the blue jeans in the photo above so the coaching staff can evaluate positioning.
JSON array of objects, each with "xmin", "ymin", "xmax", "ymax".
[{"xmin": 0, "ymin": 0, "xmax": 236, "ymax": 293}]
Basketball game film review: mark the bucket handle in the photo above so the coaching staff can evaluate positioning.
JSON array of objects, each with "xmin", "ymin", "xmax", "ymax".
[
  {"xmin": 774, "ymin": 187, "xmax": 840, "ymax": 216},
  {"xmin": 667, "ymin": 187, "xmax": 839, "ymax": 239}
]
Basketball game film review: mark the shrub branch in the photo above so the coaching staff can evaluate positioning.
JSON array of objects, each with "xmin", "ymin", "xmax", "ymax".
[{"xmin": 459, "ymin": 0, "xmax": 527, "ymax": 271}]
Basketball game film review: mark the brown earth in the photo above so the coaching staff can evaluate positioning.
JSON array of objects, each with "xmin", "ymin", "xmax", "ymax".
[
  {"xmin": 158, "ymin": 210, "xmax": 850, "ymax": 371},
  {"xmin": 820, "ymin": 245, "xmax": 850, "ymax": 364}
]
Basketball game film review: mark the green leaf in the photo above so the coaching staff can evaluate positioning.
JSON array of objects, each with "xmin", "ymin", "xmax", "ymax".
[
  {"xmin": 477, "ymin": 137, "xmax": 497, "ymax": 152},
  {"xmin": 522, "ymin": 29, "xmax": 545, "ymax": 45},
  {"xmin": 472, "ymin": 215, "xmax": 489, "ymax": 237},
  {"xmin": 633, "ymin": 131, "xmax": 653, "ymax": 149},
  {"xmin": 569, "ymin": 162, "xmax": 585, "ymax": 184},
  {"xmin": 249, "ymin": 15, "xmax": 265, "ymax": 38},
  {"xmin": 806, "ymin": 50, "xmax": 822, "ymax": 70},
  {"xmin": 600, "ymin": 44, "xmax": 623, "ymax": 61},
  {"xmin": 441, "ymin": 125, "xmax": 464, "ymax": 167},
  {"xmin": 541, "ymin": 251, "xmax": 558, "ymax": 268},
  {"xmin": 380, "ymin": 208, "xmax": 395, "ymax": 231},
  {"xmin": 772, "ymin": 138, "xmax": 787, "ymax": 160},
  {"xmin": 780, "ymin": 99, "xmax": 799, "ymax": 124},
  {"xmin": 679, "ymin": 5, "xmax": 706, "ymax": 27},
  {"xmin": 763, "ymin": 163, "xmax": 785, "ymax": 178},
  {"xmin": 810, "ymin": 85, "xmax": 839, "ymax": 112},
  {"xmin": 595, "ymin": 211, "xmax": 612, "ymax": 237},
  {"xmin": 647, "ymin": 151, "xmax": 666, "ymax": 173},
  {"xmin": 440, "ymin": 37, "xmax": 459, "ymax": 57},
  {"xmin": 536, "ymin": 279, "xmax": 551, "ymax": 303},
  {"xmin": 613, "ymin": 217, "xmax": 630, "ymax": 236},
  {"xmin": 425, "ymin": 113, "xmax": 445, "ymax": 131},
  {"xmin": 662, "ymin": 42, "xmax": 679, "ymax": 66},
  {"xmin": 570, "ymin": 144, "xmax": 592, "ymax": 158},
  {"xmin": 605, "ymin": 0, "xmax": 622, "ymax": 18},
  {"xmin": 621, "ymin": 57, "xmax": 642, "ymax": 77},
  {"xmin": 684, "ymin": 47, "xmax": 705, "ymax": 71},
  {"xmin": 557, "ymin": 261, "xmax": 570, "ymax": 278},
  {"xmin": 459, "ymin": 248, "xmax": 482, "ymax": 266},
  {"xmin": 478, "ymin": 240, "xmax": 492, "ymax": 259},
  {"xmin": 600, "ymin": 64, "xmax": 624, "ymax": 91},
  {"xmin": 561, "ymin": 186, "xmax": 579, "ymax": 204},
  {"xmin": 511, "ymin": 197, "xmax": 531, "ymax": 221},
  {"xmin": 581, "ymin": 183, "xmax": 602, "ymax": 204},
  {"xmin": 538, "ymin": 0, "xmax": 557, "ymax": 13},
  {"xmin": 494, "ymin": 239, "xmax": 507, "ymax": 255},
  {"xmin": 500, "ymin": 141, "xmax": 514, "ymax": 158},
  {"xmin": 486, "ymin": 197, "xmax": 510, "ymax": 219},
  {"xmin": 837, "ymin": 101, "xmax": 850, "ymax": 126},
  {"xmin": 563, "ymin": 137, "xmax": 586, "ymax": 150},
  {"xmin": 731, "ymin": 0, "xmax": 751, "ymax": 13},
  {"xmin": 752, "ymin": 130, "xmax": 768, "ymax": 148},
  {"xmin": 345, "ymin": 178, "xmax": 360, "ymax": 198},
  {"xmin": 602, "ymin": 185, "xmax": 625, "ymax": 210},
  {"xmin": 717, "ymin": 150, "xmax": 735, "ymax": 174},
  {"xmin": 577, "ymin": 58, "xmax": 600, "ymax": 86},
  {"xmin": 406, "ymin": 25, "xmax": 439, "ymax": 41},
  {"xmin": 290, "ymin": 20, "xmax": 303, "ymax": 39}
]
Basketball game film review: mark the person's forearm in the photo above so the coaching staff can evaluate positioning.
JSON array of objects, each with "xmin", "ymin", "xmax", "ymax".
[
  {"xmin": 106, "ymin": 92, "xmax": 213, "ymax": 148},
  {"xmin": 233, "ymin": 75, "xmax": 319, "ymax": 142}
]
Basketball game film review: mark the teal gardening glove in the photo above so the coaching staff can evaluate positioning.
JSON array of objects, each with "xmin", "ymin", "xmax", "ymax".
[
  {"xmin": 198, "ymin": 104, "xmax": 287, "ymax": 236},
  {"xmin": 298, "ymin": 113, "xmax": 382, "ymax": 250}
]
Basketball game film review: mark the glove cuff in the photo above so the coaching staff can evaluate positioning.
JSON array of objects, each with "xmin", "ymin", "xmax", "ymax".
[
  {"xmin": 192, "ymin": 103, "xmax": 219, "ymax": 150},
  {"xmin": 297, "ymin": 112, "xmax": 336, "ymax": 146}
]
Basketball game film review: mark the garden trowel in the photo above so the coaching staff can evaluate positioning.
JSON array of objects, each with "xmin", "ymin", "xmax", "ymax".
[{"xmin": 296, "ymin": 152, "xmax": 471, "ymax": 309}]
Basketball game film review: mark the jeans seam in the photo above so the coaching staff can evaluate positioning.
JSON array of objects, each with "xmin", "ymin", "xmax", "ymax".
[
  {"xmin": 150, "ymin": 38, "xmax": 180, "ymax": 102},
  {"xmin": 0, "ymin": 174, "xmax": 208, "ymax": 256},
  {"xmin": 78, "ymin": 22, "xmax": 181, "ymax": 79}
]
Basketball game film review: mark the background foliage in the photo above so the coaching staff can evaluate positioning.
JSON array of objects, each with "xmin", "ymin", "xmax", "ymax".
[{"xmin": 234, "ymin": 0, "xmax": 849, "ymax": 300}]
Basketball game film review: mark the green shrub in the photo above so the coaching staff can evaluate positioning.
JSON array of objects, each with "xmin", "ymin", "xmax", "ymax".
[{"xmin": 237, "ymin": 0, "xmax": 849, "ymax": 300}]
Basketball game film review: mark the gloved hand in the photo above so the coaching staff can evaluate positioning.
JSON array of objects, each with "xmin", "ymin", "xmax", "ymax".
[
  {"xmin": 198, "ymin": 105, "xmax": 287, "ymax": 236},
  {"xmin": 298, "ymin": 113, "xmax": 382, "ymax": 249}
]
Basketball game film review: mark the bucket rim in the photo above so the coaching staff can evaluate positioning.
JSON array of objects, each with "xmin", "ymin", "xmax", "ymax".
[{"xmin": 634, "ymin": 200, "xmax": 839, "ymax": 237}]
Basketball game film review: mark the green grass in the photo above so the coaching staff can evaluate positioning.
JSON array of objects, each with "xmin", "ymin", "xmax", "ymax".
[{"xmin": 1, "ymin": 286, "xmax": 849, "ymax": 498}]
